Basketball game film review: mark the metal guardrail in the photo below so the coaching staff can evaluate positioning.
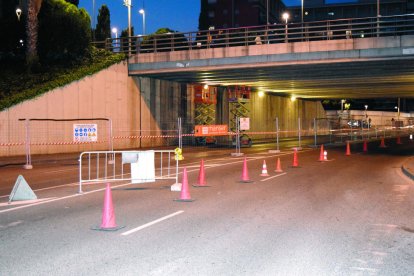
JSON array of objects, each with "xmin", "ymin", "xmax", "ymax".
[
  {"xmin": 78, "ymin": 150, "xmax": 178, "ymax": 193},
  {"xmin": 92, "ymin": 14, "xmax": 414, "ymax": 54}
]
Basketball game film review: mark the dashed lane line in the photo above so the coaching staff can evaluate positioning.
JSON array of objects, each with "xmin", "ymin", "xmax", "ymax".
[
  {"xmin": 260, "ymin": 172, "xmax": 287, "ymax": 182},
  {"xmin": 121, "ymin": 210, "xmax": 184, "ymax": 236}
]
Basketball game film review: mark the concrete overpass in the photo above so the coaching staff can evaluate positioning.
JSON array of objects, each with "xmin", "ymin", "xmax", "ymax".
[{"xmin": 127, "ymin": 15, "xmax": 414, "ymax": 99}]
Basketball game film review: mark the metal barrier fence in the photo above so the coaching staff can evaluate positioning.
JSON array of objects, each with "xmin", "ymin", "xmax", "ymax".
[
  {"xmin": 1, "ymin": 116, "xmax": 413, "ymax": 162},
  {"xmin": 78, "ymin": 150, "xmax": 178, "ymax": 193},
  {"xmin": 93, "ymin": 14, "xmax": 414, "ymax": 54}
]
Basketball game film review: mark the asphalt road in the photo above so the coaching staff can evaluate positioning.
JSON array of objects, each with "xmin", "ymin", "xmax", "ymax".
[{"xmin": 1, "ymin": 138, "xmax": 414, "ymax": 275}]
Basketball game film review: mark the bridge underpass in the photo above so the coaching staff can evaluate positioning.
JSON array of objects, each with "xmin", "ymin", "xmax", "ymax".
[{"xmin": 128, "ymin": 24, "xmax": 414, "ymax": 99}]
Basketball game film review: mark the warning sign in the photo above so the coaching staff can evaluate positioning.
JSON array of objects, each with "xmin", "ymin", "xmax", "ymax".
[
  {"xmin": 194, "ymin": 125, "xmax": 228, "ymax": 137},
  {"xmin": 73, "ymin": 124, "xmax": 98, "ymax": 142},
  {"xmin": 239, "ymin": 118, "xmax": 250, "ymax": 130}
]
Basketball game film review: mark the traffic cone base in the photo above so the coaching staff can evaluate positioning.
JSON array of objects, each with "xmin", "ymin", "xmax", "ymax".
[
  {"xmin": 175, "ymin": 168, "xmax": 194, "ymax": 202},
  {"xmin": 260, "ymin": 160, "xmax": 270, "ymax": 176},
  {"xmin": 92, "ymin": 183, "xmax": 125, "ymax": 231}
]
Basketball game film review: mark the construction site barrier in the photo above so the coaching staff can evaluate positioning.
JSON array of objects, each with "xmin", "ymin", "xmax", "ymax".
[{"xmin": 78, "ymin": 150, "xmax": 178, "ymax": 193}]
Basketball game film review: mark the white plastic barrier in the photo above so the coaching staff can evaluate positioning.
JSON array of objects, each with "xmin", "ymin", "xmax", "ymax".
[{"xmin": 78, "ymin": 150, "xmax": 178, "ymax": 193}]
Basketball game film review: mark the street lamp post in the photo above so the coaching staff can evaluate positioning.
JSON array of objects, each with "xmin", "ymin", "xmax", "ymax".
[
  {"xmin": 301, "ymin": 0, "xmax": 304, "ymax": 23},
  {"xmin": 16, "ymin": 8, "xmax": 22, "ymax": 21},
  {"xmin": 112, "ymin": 27, "xmax": 118, "ymax": 52},
  {"xmin": 123, "ymin": 0, "xmax": 132, "ymax": 54},
  {"xmin": 377, "ymin": 0, "xmax": 380, "ymax": 37},
  {"xmin": 92, "ymin": 0, "xmax": 95, "ymax": 40},
  {"xmin": 266, "ymin": 0, "xmax": 269, "ymax": 24},
  {"xmin": 282, "ymin": 12, "xmax": 289, "ymax": 42},
  {"xmin": 139, "ymin": 8, "xmax": 146, "ymax": 35}
]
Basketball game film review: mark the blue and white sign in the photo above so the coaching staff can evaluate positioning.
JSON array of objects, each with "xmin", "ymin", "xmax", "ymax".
[{"xmin": 73, "ymin": 124, "xmax": 98, "ymax": 142}]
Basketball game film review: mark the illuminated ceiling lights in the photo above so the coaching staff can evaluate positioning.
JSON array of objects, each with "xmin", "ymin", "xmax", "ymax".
[
  {"xmin": 258, "ymin": 91, "xmax": 265, "ymax": 98},
  {"xmin": 290, "ymin": 95, "xmax": 297, "ymax": 102}
]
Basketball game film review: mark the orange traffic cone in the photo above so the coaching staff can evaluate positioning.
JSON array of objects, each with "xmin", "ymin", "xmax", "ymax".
[
  {"xmin": 92, "ymin": 183, "xmax": 124, "ymax": 231},
  {"xmin": 175, "ymin": 167, "xmax": 194, "ymax": 202},
  {"xmin": 260, "ymin": 160, "xmax": 270, "ymax": 176},
  {"xmin": 396, "ymin": 136, "xmax": 402, "ymax": 145},
  {"xmin": 363, "ymin": 140, "xmax": 368, "ymax": 152},
  {"xmin": 193, "ymin": 159, "xmax": 209, "ymax": 187},
  {"xmin": 275, "ymin": 158, "xmax": 283, "ymax": 173},
  {"xmin": 292, "ymin": 149, "xmax": 299, "ymax": 167},
  {"xmin": 239, "ymin": 157, "xmax": 254, "ymax": 183},
  {"xmin": 379, "ymin": 137, "xmax": 387, "ymax": 148},
  {"xmin": 345, "ymin": 141, "xmax": 351, "ymax": 156},
  {"xmin": 318, "ymin": 144, "xmax": 325, "ymax": 161}
]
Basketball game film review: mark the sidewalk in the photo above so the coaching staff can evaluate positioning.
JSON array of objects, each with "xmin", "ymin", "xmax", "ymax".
[{"xmin": 402, "ymin": 156, "xmax": 414, "ymax": 180}]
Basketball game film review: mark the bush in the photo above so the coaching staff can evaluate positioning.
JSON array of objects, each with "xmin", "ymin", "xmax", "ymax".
[{"xmin": 0, "ymin": 48, "xmax": 125, "ymax": 111}]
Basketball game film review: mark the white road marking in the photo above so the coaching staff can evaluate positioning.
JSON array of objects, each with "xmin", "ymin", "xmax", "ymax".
[
  {"xmin": 0, "ymin": 183, "xmax": 75, "ymax": 199},
  {"xmin": 121, "ymin": 210, "xmax": 184, "ymax": 236},
  {"xmin": 0, "ymin": 149, "xmax": 312, "ymax": 213},
  {"xmin": 260, "ymin": 172, "xmax": 287, "ymax": 182},
  {"xmin": 0, "ymin": 197, "xmax": 57, "ymax": 207},
  {"xmin": 0, "ymin": 182, "xmax": 133, "ymax": 214}
]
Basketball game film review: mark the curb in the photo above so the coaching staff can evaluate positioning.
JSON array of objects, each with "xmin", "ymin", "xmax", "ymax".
[{"xmin": 401, "ymin": 165, "xmax": 414, "ymax": 181}]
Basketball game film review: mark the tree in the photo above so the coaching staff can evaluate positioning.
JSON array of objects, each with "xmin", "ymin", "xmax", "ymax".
[
  {"xmin": 198, "ymin": 0, "xmax": 210, "ymax": 31},
  {"xmin": 120, "ymin": 27, "xmax": 134, "ymax": 52},
  {"xmin": 95, "ymin": 5, "xmax": 110, "ymax": 42},
  {"xmin": 140, "ymin": 28, "xmax": 188, "ymax": 53},
  {"xmin": 26, "ymin": 0, "xmax": 43, "ymax": 70},
  {"xmin": 38, "ymin": 0, "xmax": 91, "ymax": 63},
  {"xmin": 65, "ymin": 0, "xmax": 79, "ymax": 6}
]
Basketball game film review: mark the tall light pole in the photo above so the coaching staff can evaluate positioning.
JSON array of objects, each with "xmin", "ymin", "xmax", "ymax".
[
  {"xmin": 92, "ymin": 0, "xmax": 95, "ymax": 40},
  {"xmin": 282, "ymin": 12, "xmax": 289, "ymax": 42},
  {"xmin": 112, "ymin": 27, "xmax": 118, "ymax": 52},
  {"xmin": 123, "ymin": 0, "xmax": 132, "ymax": 54},
  {"xmin": 377, "ymin": 0, "xmax": 380, "ymax": 37},
  {"xmin": 139, "ymin": 8, "xmax": 146, "ymax": 35},
  {"xmin": 16, "ymin": 8, "xmax": 22, "ymax": 21},
  {"xmin": 266, "ymin": 0, "xmax": 269, "ymax": 24},
  {"xmin": 301, "ymin": 0, "xmax": 304, "ymax": 23}
]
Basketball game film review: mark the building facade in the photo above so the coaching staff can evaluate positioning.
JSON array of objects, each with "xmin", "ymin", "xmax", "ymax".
[
  {"xmin": 199, "ymin": 0, "xmax": 286, "ymax": 30},
  {"xmin": 288, "ymin": 0, "xmax": 413, "ymax": 23}
]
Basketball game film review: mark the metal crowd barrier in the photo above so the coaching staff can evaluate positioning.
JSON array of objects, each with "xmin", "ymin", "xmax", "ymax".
[{"xmin": 78, "ymin": 150, "xmax": 178, "ymax": 193}]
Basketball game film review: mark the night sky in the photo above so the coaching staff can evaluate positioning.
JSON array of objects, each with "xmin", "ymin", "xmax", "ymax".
[{"xmin": 79, "ymin": 0, "xmax": 307, "ymax": 37}]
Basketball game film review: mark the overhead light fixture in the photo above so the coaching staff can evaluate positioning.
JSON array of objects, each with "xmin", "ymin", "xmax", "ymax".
[
  {"xmin": 258, "ymin": 91, "xmax": 265, "ymax": 98},
  {"xmin": 290, "ymin": 95, "xmax": 297, "ymax": 102},
  {"xmin": 203, "ymin": 84, "xmax": 209, "ymax": 89}
]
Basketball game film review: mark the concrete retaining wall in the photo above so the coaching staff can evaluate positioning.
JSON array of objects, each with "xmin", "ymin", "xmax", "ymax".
[{"xmin": 0, "ymin": 62, "xmax": 326, "ymax": 157}]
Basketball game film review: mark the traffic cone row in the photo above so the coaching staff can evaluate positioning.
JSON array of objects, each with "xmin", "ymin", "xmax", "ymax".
[{"xmin": 95, "ymin": 134, "xmax": 407, "ymax": 232}]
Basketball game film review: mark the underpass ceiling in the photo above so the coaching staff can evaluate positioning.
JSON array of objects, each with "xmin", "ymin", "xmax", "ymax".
[{"xmin": 134, "ymin": 58, "xmax": 414, "ymax": 99}]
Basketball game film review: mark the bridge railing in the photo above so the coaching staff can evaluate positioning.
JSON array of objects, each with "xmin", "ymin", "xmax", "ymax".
[{"xmin": 92, "ymin": 14, "xmax": 414, "ymax": 54}]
